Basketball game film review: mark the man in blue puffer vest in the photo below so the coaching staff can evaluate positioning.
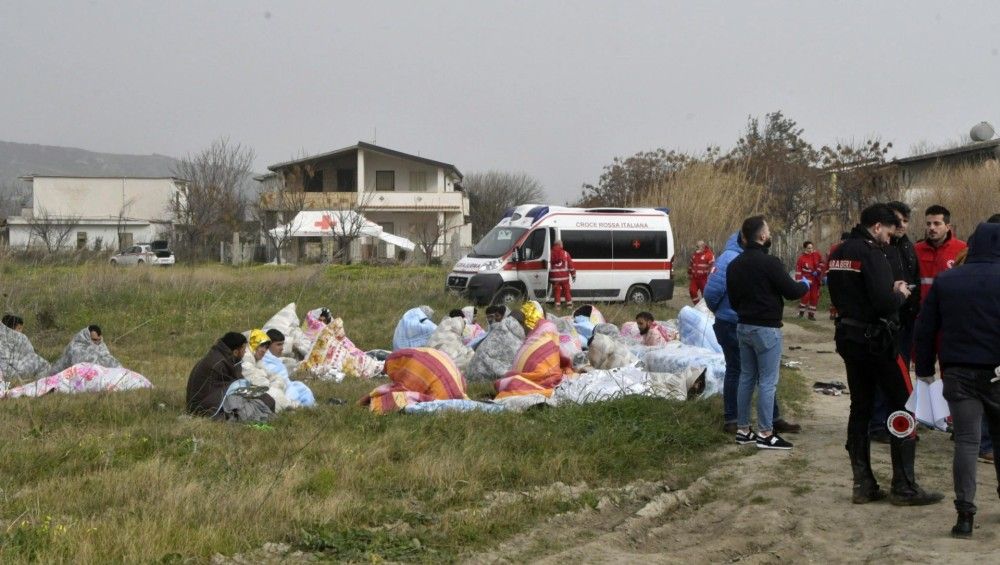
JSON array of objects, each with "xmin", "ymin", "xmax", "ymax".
[{"xmin": 704, "ymin": 232, "xmax": 801, "ymax": 435}]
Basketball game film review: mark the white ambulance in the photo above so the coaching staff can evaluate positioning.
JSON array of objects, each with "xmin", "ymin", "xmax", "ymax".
[{"xmin": 446, "ymin": 205, "xmax": 675, "ymax": 305}]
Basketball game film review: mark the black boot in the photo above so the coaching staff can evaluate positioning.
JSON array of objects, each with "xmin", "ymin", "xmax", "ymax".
[
  {"xmin": 889, "ymin": 436, "xmax": 944, "ymax": 506},
  {"xmin": 847, "ymin": 435, "xmax": 886, "ymax": 504},
  {"xmin": 951, "ymin": 511, "xmax": 974, "ymax": 538}
]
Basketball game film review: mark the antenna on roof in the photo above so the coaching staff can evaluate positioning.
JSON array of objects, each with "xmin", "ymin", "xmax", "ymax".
[{"xmin": 372, "ymin": 127, "xmax": 377, "ymax": 144}]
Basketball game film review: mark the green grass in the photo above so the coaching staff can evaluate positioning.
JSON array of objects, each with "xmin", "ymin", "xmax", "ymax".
[{"xmin": 0, "ymin": 263, "xmax": 752, "ymax": 562}]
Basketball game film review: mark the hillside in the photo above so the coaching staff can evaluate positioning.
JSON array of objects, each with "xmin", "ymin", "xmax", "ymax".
[{"xmin": 0, "ymin": 140, "xmax": 181, "ymax": 185}]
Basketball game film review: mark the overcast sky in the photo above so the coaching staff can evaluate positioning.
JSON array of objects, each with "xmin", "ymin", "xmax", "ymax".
[{"xmin": 3, "ymin": 1, "xmax": 999, "ymax": 202}]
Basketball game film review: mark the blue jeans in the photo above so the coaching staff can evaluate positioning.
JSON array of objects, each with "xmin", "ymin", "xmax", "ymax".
[
  {"xmin": 736, "ymin": 324, "xmax": 783, "ymax": 433},
  {"xmin": 714, "ymin": 319, "xmax": 781, "ymax": 425}
]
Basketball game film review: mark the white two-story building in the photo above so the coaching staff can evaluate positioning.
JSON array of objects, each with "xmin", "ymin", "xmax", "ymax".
[{"xmin": 257, "ymin": 141, "xmax": 471, "ymax": 262}]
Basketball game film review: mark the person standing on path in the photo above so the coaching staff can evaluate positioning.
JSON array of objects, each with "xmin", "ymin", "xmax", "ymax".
[
  {"xmin": 726, "ymin": 216, "xmax": 808, "ymax": 450},
  {"xmin": 688, "ymin": 240, "xmax": 715, "ymax": 304},
  {"xmin": 704, "ymin": 231, "xmax": 801, "ymax": 436},
  {"xmin": 795, "ymin": 241, "xmax": 824, "ymax": 320},
  {"xmin": 827, "ymin": 203, "xmax": 943, "ymax": 506},
  {"xmin": 549, "ymin": 240, "xmax": 576, "ymax": 309},
  {"xmin": 914, "ymin": 221, "xmax": 1000, "ymax": 538}
]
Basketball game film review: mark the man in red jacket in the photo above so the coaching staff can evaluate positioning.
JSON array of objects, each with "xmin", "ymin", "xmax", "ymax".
[
  {"xmin": 795, "ymin": 241, "xmax": 824, "ymax": 319},
  {"xmin": 688, "ymin": 240, "xmax": 715, "ymax": 303},
  {"xmin": 914, "ymin": 204, "xmax": 967, "ymax": 303},
  {"xmin": 549, "ymin": 240, "xmax": 576, "ymax": 308}
]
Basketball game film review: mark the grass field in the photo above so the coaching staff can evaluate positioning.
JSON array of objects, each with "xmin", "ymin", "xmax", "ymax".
[{"xmin": 0, "ymin": 264, "xmax": 806, "ymax": 562}]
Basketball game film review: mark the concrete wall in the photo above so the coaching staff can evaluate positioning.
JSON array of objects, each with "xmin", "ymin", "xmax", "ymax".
[
  {"xmin": 7, "ymin": 221, "xmax": 159, "ymax": 251},
  {"xmin": 360, "ymin": 150, "xmax": 455, "ymax": 192},
  {"xmin": 30, "ymin": 177, "xmax": 180, "ymax": 221}
]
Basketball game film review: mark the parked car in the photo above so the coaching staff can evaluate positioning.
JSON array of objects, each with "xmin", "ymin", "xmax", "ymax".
[{"xmin": 110, "ymin": 241, "xmax": 175, "ymax": 266}]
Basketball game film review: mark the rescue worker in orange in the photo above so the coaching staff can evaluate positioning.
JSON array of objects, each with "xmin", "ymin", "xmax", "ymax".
[
  {"xmin": 688, "ymin": 240, "xmax": 715, "ymax": 304},
  {"xmin": 795, "ymin": 241, "xmax": 824, "ymax": 319},
  {"xmin": 549, "ymin": 240, "xmax": 576, "ymax": 309}
]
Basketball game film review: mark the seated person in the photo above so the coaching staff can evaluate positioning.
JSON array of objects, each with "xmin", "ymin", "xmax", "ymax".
[
  {"xmin": 186, "ymin": 332, "xmax": 275, "ymax": 416},
  {"xmin": 50, "ymin": 324, "xmax": 121, "ymax": 374},
  {"xmin": 634, "ymin": 311, "xmax": 671, "ymax": 347},
  {"xmin": 241, "ymin": 329, "xmax": 294, "ymax": 411},
  {"xmin": 263, "ymin": 329, "xmax": 316, "ymax": 407},
  {"xmin": 468, "ymin": 305, "xmax": 507, "ymax": 350},
  {"xmin": 2, "ymin": 314, "xmax": 24, "ymax": 332},
  {"xmin": 318, "ymin": 308, "xmax": 333, "ymax": 325}
]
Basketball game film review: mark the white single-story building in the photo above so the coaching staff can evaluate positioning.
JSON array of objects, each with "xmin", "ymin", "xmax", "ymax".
[{"xmin": 4, "ymin": 175, "xmax": 186, "ymax": 251}]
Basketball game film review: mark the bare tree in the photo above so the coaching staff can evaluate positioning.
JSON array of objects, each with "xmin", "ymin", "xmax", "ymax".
[
  {"xmin": 0, "ymin": 182, "xmax": 28, "ymax": 219},
  {"xmin": 27, "ymin": 208, "xmax": 80, "ymax": 253},
  {"xmin": 170, "ymin": 137, "xmax": 255, "ymax": 261},
  {"xmin": 251, "ymin": 167, "xmax": 307, "ymax": 264},
  {"xmin": 327, "ymin": 191, "xmax": 376, "ymax": 264},
  {"xmin": 724, "ymin": 111, "xmax": 821, "ymax": 231},
  {"xmin": 819, "ymin": 138, "xmax": 900, "ymax": 231},
  {"xmin": 465, "ymin": 171, "xmax": 546, "ymax": 239},
  {"xmin": 410, "ymin": 212, "xmax": 465, "ymax": 265},
  {"xmin": 116, "ymin": 197, "xmax": 137, "ymax": 252}
]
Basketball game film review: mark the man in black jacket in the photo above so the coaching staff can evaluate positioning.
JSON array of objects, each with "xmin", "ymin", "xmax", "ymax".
[
  {"xmin": 916, "ymin": 221, "xmax": 1000, "ymax": 537},
  {"xmin": 726, "ymin": 216, "xmax": 808, "ymax": 450},
  {"xmin": 186, "ymin": 332, "xmax": 249, "ymax": 416},
  {"xmin": 870, "ymin": 201, "xmax": 922, "ymax": 443},
  {"xmin": 828, "ymin": 203, "xmax": 942, "ymax": 507}
]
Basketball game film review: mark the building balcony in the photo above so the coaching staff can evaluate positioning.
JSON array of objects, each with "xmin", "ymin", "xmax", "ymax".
[{"xmin": 261, "ymin": 190, "xmax": 467, "ymax": 214}]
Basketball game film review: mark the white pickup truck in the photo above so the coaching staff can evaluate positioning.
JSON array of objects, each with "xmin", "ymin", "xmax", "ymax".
[{"xmin": 110, "ymin": 242, "xmax": 176, "ymax": 266}]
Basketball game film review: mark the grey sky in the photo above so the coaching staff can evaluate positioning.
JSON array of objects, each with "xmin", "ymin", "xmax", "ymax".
[{"xmin": 3, "ymin": 1, "xmax": 999, "ymax": 202}]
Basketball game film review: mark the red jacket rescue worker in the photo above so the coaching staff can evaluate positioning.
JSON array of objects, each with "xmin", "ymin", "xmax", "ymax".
[
  {"xmin": 795, "ymin": 241, "xmax": 824, "ymax": 319},
  {"xmin": 688, "ymin": 240, "xmax": 715, "ymax": 303},
  {"xmin": 549, "ymin": 240, "xmax": 576, "ymax": 308},
  {"xmin": 914, "ymin": 204, "xmax": 966, "ymax": 303}
]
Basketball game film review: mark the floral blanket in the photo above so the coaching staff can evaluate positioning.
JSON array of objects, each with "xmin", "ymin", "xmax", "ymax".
[
  {"xmin": 302, "ymin": 318, "xmax": 383, "ymax": 380},
  {"xmin": 4, "ymin": 363, "xmax": 152, "ymax": 399}
]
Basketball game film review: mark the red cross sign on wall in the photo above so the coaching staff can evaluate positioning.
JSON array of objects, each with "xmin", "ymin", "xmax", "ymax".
[{"xmin": 632, "ymin": 239, "xmax": 641, "ymax": 249}]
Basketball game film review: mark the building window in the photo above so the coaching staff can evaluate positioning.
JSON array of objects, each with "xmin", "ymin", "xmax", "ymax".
[
  {"xmin": 337, "ymin": 169, "xmax": 357, "ymax": 191},
  {"xmin": 409, "ymin": 171, "xmax": 428, "ymax": 192},
  {"xmin": 376, "ymin": 170, "xmax": 395, "ymax": 191},
  {"xmin": 119, "ymin": 232, "xmax": 134, "ymax": 251},
  {"xmin": 76, "ymin": 231, "xmax": 88, "ymax": 250},
  {"xmin": 304, "ymin": 170, "xmax": 324, "ymax": 192}
]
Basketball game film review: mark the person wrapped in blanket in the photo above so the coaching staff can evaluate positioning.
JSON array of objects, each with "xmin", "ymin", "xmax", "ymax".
[
  {"xmin": 49, "ymin": 325, "xmax": 121, "ymax": 374},
  {"xmin": 262, "ymin": 329, "xmax": 316, "ymax": 407},
  {"xmin": 241, "ymin": 329, "xmax": 297, "ymax": 412},
  {"xmin": 186, "ymin": 332, "xmax": 276, "ymax": 418},
  {"xmin": 0, "ymin": 314, "xmax": 51, "ymax": 381}
]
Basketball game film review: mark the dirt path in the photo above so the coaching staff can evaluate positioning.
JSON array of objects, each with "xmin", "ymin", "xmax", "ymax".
[{"xmin": 469, "ymin": 312, "xmax": 999, "ymax": 564}]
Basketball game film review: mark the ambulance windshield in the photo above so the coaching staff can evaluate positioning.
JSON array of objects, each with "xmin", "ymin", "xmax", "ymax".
[{"xmin": 469, "ymin": 226, "xmax": 527, "ymax": 258}]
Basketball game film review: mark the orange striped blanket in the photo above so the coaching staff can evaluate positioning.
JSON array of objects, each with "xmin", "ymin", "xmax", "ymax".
[{"xmin": 360, "ymin": 348, "xmax": 468, "ymax": 414}]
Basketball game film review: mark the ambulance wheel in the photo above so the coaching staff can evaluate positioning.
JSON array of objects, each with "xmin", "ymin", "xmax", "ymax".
[
  {"xmin": 626, "ymin": 285, "xmax": 652, "ymax": 304},
  {"xmin": 492, "ymin": 285, "xmax": 523, "ymax": 306}
]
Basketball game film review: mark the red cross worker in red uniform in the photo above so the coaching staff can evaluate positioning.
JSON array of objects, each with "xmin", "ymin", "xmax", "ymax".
[
  {"xmin": 795, "ymin": 241, "xmax": 825, "ymax": 319},
  {"xmin": 688, "ymin": 240, "xmax": 715, "ymax": 303},
  {"xmin": 549, "ymin": 240, "xmax": 576, "ymax": 308}
]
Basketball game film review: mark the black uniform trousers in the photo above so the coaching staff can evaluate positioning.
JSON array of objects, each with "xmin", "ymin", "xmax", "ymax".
[{"xmin": 836, "ymin": 327, "xmax": 913, "ymax": 442}]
